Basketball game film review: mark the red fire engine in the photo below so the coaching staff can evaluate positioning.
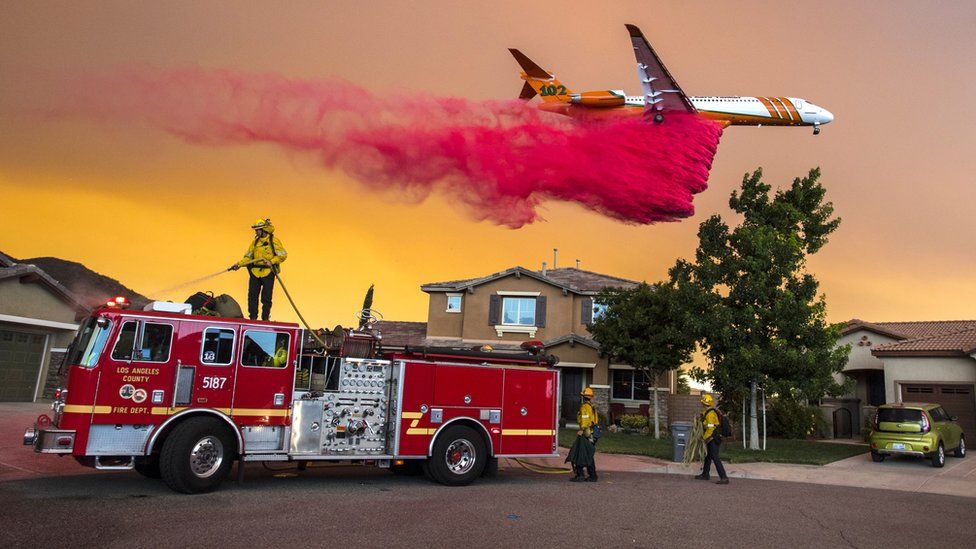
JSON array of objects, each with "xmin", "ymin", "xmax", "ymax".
[{"xmin": 23, "ymin": 301, "xmax": 561, "ymax": 493}]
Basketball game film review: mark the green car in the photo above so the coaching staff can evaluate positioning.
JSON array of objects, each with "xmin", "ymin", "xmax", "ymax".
[{"xmin": 868, "ymin": 403, "xmax": 966, "ymax": 467}]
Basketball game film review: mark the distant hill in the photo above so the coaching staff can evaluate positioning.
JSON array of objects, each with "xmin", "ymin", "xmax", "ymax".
[{"xmin": 20, "ymin": 256, "xmax": 151, "ymax": 310}]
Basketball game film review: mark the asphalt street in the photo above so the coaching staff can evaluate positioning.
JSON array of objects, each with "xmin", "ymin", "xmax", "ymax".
[{"xmin": 2, "ymin": 463, "xmax": 975, "ymax": 548}]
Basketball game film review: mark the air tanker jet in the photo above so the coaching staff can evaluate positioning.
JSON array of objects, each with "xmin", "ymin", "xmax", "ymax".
[{"xmin": 511, "ymin": 24, "xmax": 834, "ymax": 135}]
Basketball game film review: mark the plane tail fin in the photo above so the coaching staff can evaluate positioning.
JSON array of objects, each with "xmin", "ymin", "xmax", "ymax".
[{"xmin": 508, "ymin": 48, "xmax": 572, "ymax": 102}]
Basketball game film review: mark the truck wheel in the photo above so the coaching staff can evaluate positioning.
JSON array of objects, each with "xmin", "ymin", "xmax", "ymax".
[
  {"xmin": 870, "ymin": 451, "xmax": 884, "ymax": 463},
  {"xmin": 428, "ymin": 425, "xmax": 486, "ymax": 486},
  {"xmin": 134, "ymin": 455, "xmax": 162, "ymax": 478},
  {"xmin": 931, "ymin": 442, "xmax": 945, "ymax": 468},
  {"xmin": 160, "ymin": 417, "xmax": 236, "ymax": 494},
  {"xmin": 954, "ymin": 436, "xmax": 966, "ymax": 458}
]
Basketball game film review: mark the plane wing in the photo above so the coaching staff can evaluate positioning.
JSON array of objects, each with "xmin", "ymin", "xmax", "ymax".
[{"xmin": 626, "ymin": 24, "xmax": 696, "ymax": 114}]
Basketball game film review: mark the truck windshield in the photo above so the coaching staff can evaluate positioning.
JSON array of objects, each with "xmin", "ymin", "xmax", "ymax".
[{"xmin": 65, "ymin": 317, "xmax": 113, "ymax": 368}]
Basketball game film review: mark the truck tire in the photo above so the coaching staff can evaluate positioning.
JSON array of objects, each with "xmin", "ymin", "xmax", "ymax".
[
  {"xmin": 160, "ymin": 417, "xmax": 236, "ymax": 494},
  {"xmin": 427, "ymin": 425, "xmax": 486, "ymax": 486},
  {"xmin": 134, "ymin": 455, "xmax": 162, "ymax": 478}
]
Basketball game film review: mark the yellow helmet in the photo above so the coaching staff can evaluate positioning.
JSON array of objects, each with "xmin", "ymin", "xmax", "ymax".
[
  {"xmin": 580, "ymin": 386, "xmax": 594, "ymax": 399},
  {"xmin": 700, "ymin": 393, "xmax": 714, "ymax": 406},
  {"xmin": 251, "ymin": 218, "xmax": 271, "ymax": 230}
]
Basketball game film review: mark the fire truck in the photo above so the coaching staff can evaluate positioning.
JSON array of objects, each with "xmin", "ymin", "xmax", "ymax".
[{"xmin": 23, "ymin": 300, "xmax": 561, "ymax": 493}]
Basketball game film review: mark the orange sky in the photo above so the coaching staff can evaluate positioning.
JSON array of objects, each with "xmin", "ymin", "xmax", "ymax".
[{"xmin": 2, "ymin": 1, "xmax": 976, "ymax": 328}]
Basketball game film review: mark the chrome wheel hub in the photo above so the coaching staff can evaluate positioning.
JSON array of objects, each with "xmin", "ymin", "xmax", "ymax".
[
  {"xmin": 190, "ymin": 436, "xmax": 224, "ymax": 478},
  {"xmin": 444, "ymin": 439, "xmax": 476, "ymax": 475}
]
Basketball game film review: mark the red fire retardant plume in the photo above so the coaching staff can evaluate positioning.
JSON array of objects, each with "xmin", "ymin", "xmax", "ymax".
[{"xmin": 63, "ymin": 67, "xmax": 724, "ymax": 228}]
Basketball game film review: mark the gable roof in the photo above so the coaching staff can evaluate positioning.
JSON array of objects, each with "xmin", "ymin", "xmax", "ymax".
[
  {"xmin": 0, "ymin": 250, "xmax": 16, "ymax": 267},
  {"xmin": 842, "ymin": 318, "xmax": 976, "ymax": 340},
  {"xmin": 0, "ymin": 263, "xmax": 89, "ymax": 313},
  {"xmin": 421, "ymin": 266, "xmax": 639, "ymax": 296},
  {"xmin": 872, "ymin": 326, "xmax": 976, "ymax": 357},
  {"xmin": 543, "ymin": 333, "xmax": 601, "ymax": 350}
]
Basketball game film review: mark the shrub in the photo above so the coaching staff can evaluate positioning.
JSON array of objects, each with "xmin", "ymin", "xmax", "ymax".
[
  {"xmin": 768, "ymin": 398, "xmax": 821, "ymax": 439},
  {"xmin": 620, "ymin": 414, "xmax": 649, "ymax": 430}
]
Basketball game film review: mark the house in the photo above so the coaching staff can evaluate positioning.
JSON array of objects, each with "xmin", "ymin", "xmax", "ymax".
[
  {"xmin": 0, "ymin": 251, "xmax": 88, "ymax": 401},
  {"xmin": 830, "ymin": 319, "xmax": 976, "ymax": 438},
  {"xmin": 413, "ymin": 265, "xmax": 676, "ymax": 426}
]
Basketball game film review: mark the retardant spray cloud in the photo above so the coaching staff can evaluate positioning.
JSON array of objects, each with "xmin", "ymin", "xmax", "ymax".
[{"xmin": 58, "ymin": 67, "xmax": 724, "ymax": 228}]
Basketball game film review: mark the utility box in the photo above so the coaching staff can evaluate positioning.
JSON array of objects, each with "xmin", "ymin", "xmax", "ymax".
[{"xmin": 671, "ymin": 421, "xmax": 692, "ymax": 462}]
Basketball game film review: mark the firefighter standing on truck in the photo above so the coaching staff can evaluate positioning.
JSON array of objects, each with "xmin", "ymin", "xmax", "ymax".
[
  {"xmin": 566, "ymin": 386, "xmax": 598, "ymax": 482},
  {"xmin": 695, "ymin": 393, "xmax": 729, "ymax": 484},
  {"xmin": 229, "ymin": 219, "xmax": 287, "ymax": 321}
]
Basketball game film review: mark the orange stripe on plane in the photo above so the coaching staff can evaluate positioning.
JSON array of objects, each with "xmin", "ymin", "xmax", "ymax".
[
  {"xmin": 769, "ymin": 97, "xmax": 792, "ymax": 121},
  {"xmin": 778, "ymin": 97, "xmax": 800, "ymax": 122},
  {"xmin": 755, "ymin": 97, "xmax": 780, "ymax": 119}
]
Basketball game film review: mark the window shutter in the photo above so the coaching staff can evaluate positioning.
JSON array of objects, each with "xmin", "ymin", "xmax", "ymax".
[
  {"xmin": 535, "ymin": 296, "xmax": 547, "ymax": 327},
  {"xmin": 488, "ymin": 295, "xmax": 501, "ymax": 325},
  {"xmin": 582, "ymin": 297, "xmax": 593, "ymax": 324}
]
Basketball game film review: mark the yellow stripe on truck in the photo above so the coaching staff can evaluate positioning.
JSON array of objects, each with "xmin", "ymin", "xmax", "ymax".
[
  {"xmin": 406, "ymin": 428, "xmax": 437, "ymax": 435},
  {"xmin": 63, "ymin": 404, "xmax": 112, "ymax": 414},
  {"xmin": 401, "ymin": 412, "xmax": 423, "ymax": 419},
  {"xmin": 502, "ymin": 429, "xmax": 555, "ymax": 436}
]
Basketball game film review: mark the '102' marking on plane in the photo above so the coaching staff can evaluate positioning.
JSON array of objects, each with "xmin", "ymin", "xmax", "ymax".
[{"xmin": 511, "ymin": 24, "xmax": 834, "ymax": 135}]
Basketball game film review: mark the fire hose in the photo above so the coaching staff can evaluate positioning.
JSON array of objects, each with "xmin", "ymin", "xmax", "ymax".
[{"xmin": 235, "ymin": 259, "xmax": 329, "ymax": 348}]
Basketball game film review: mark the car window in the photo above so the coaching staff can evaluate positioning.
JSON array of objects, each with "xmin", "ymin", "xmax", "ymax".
[{"xmin": 877, "ymin": 408, "xmax": 922, "ymax": 423}]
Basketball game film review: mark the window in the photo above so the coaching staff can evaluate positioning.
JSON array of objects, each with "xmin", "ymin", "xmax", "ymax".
[
  {"xmin": 929, "ymin": 407, "xmax": 948, "ymax": 422},
  {"xmin": 446, "ymin": 294, "xmax": 462, "ymax": 313},
  {"xmin": 201, "ymin": 328, "xmax": 235, "ymax": 365},
  {"xmin": 111, "ymin": 321, "xmax": 173, "ymax": 362},
  {"xmin": 612, "ymin": 369, "xmax": 650, "ymax": 401},
  {"xmin": 67, "ymin": 317, "xmax": 112, "ymax": 367},
  {"xmin": 591, "ymin": 301, "xmax": 608, "ymax": 322},
  {"xmin": 242, "ymin": 330, "xmax": 290, "ymax": 368},
  {"xmin": 877, "ymin": 408, "xmax": 922, "ymax": 423},
  {"xmin": 502, "ymin": 297, "xmax": 536, "ymax": 326}
]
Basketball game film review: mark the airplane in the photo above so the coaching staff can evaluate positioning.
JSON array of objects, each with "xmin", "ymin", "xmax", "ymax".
[{"xmin": 510, "ymin": 24, "xmax": 834, "ymax": 135}]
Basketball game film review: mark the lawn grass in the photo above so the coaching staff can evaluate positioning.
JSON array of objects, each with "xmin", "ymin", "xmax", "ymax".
[{"xmin": 559, "ymin": 428, "xmax": 868, "ymax": 466}]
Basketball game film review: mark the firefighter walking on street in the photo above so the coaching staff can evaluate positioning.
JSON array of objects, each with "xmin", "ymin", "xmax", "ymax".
[
  {"xmin": 566, "ymin": 386, "xmax": 598, "ymax": 482},
  {"xmin": 229, "ymin": 218, "xmax": 287, "ymax": 321},
  {"xmin": 695, "ymin": 393, "xmax": 729, "ymax": 484}
]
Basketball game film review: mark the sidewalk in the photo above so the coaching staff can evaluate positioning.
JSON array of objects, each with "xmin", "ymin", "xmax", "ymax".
[{"xmin": 513, "ymin": 444, "xmax": 976, "ymax": 499}]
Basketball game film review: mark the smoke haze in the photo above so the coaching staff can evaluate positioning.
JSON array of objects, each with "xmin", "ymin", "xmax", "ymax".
[{"xmin": 56, "ymin": 67, "xmax": 723, "ymax": 227}]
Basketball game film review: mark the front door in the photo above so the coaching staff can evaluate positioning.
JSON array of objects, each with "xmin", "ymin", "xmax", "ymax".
[
  {"xmin": 232, "ymin": 326, "xmax": 296, "ymax": 427},
  {"xmin": 560, "ymin": 368, "xmax": 585, "ymax": 424}
]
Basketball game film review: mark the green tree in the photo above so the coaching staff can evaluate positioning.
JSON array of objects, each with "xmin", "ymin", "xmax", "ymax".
[
  {"xmin": 590, "ymin": 282, "xmax": 697, "ymax": 439},
  {"xmin": 669, "ymin": 168, "xmax": 850, "ymax": 449},
  {"xmin": 676, "ymin": 372, "xmax": 691, "ymax": 395}
]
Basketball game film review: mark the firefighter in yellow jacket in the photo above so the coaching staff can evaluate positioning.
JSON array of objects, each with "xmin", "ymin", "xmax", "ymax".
[
  {"xmin": 695, "ymin": 393, "xmax": 729, "ymax": 484},
  {"xmin": 565, "ymin": 386, "xmax": 599, "ymax": 482},
  {"xmin": 229, "ymin": 219, "xmax": 287, "ymax": 321}
]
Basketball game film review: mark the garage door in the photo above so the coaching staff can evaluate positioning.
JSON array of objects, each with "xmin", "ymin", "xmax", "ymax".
[
  {"xmin": 902, "ymin": 384, "xmax": 976, "ymax": 437},
  {"xmin": 0, "ymin": 330, "xmax": 46, "ymax": 401}
]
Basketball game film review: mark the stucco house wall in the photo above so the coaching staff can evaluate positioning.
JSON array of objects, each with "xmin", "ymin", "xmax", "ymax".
[{"xmin": 883, "ymin": 356, "xmax": 976, "ymax": 403}]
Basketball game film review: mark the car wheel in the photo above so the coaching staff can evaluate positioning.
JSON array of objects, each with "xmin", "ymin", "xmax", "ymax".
[
  {"xmin": 954, "ymin": 436, "xmax": 966, "ymax": 458},
  {"xmin": 931, "ymin": 442, "xmax": 945, "ymax": 468},
  {"xmin": 871, "ymin": 451, "xmax": 885, "ymax": 463},
  {"xmin": 160, "ymin": 417, "xmax": 236, "ymax": 494},
  {"xmin": 427, "ymin": 425, "xmax": 486, "ymax": 486}
]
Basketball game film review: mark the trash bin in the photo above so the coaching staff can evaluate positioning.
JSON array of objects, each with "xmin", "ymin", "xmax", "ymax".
[{"xmin": 671, "ymin": 421, "xmax": 692, "ymax": 462}]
